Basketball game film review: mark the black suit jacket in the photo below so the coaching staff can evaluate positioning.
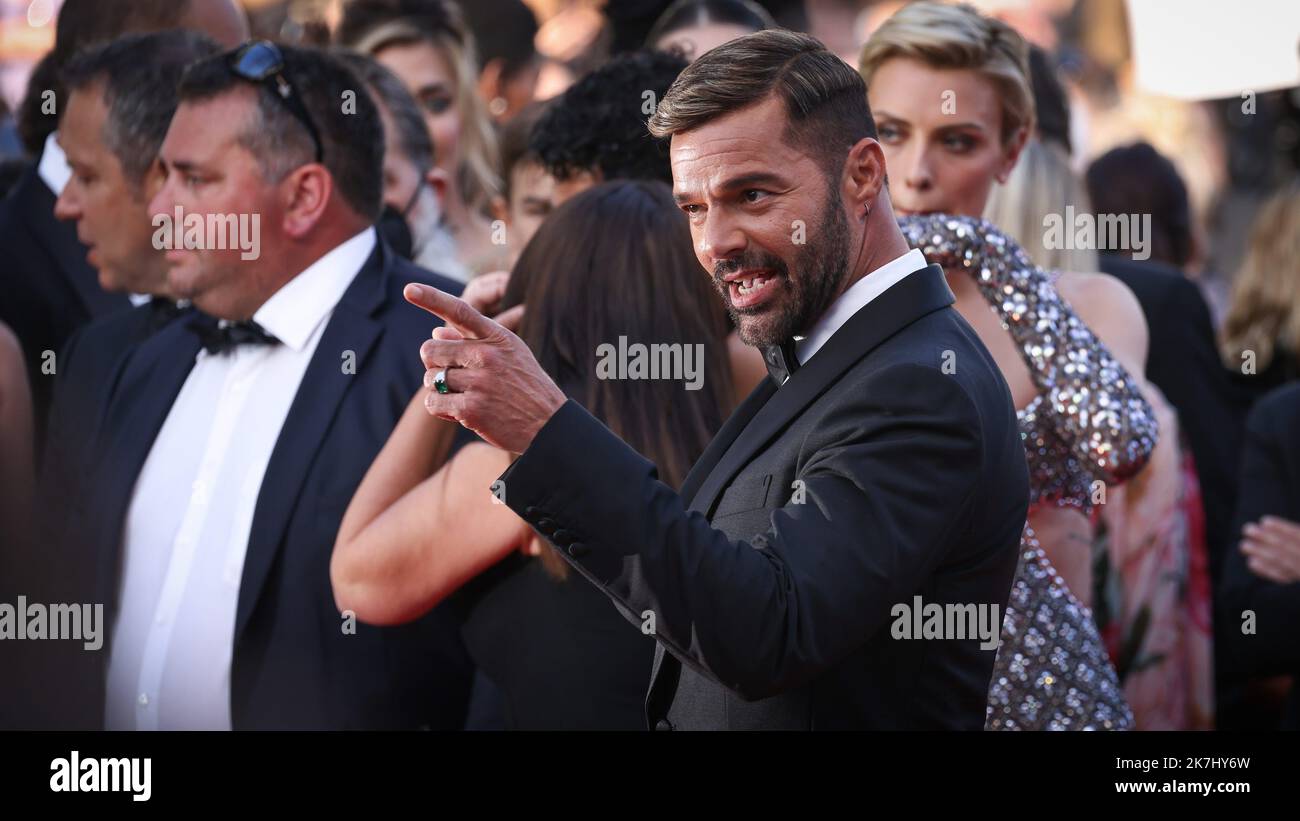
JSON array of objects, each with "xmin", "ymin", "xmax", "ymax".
[
  {"xmin": 501, "ymin": 264, "xmax": 1029, "ymax": 729},
  {"xmin": 55, "ymin": 239, "xmax": 473, "ymax": 730},
  {"xmin": 1099, "ymin": 256, "xmax": 1244, "ymax": 578},
  {"xmin": 3, "ymin": 299, "xmax": 191, "ymax": 729},
  {"xmin": 0, "ymin": 163, "xmax": 129, "ymax": 444},
  {"xmin": 1216, "ymin": 383, "xmax": 1300, "ymax": 729},
  {"xmin": 39, "ymin": 299, "xmax": 192, "ymax": 567}
]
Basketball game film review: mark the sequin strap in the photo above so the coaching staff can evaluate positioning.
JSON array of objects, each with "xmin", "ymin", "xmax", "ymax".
[{"xmin": 899, "ymin": 214, "xmax": 1157, "ymax": 483}]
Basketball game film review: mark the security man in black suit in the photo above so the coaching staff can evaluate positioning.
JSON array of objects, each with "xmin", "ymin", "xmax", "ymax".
[{"xmin": 44, "ymin": 43, "xmax": 472, "ymax": 730}]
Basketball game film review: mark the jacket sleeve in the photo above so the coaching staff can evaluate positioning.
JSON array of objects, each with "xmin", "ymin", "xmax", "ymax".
[{"xmin": 499, "ymin": 363, "xmax": 990, "ymax": 700}]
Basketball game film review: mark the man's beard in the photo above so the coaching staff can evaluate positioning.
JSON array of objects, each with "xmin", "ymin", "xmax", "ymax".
[{"xmin": 712, "ymin": 189, "xmax": 852, "ymax": 348}]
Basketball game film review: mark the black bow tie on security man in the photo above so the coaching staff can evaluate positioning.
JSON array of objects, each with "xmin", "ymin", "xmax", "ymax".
[{"xmin": 186, "ymin": 315, "xmax": 280, "ymax": 356}]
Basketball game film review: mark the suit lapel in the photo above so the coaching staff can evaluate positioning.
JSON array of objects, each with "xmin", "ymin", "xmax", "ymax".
[
  {"xmin": 690, "ymin": 264, "xmax": 954, "ymax": 518},
  {"xmin": 679, "ymin": 378, "xmax": 776, "ymax": 508},
  {"xmin": 233, "ymin": 244, "xmax": 389, "ymax": 643},
  {"xmin": 646, "ymin": 641, "xmax": 680, "ymax": 725},
  {"xmin": 92, "ymin": 321, "xmax": 205, "ymax": 611}
]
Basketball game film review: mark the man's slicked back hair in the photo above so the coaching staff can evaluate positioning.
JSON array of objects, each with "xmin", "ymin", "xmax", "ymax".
[{"xmin": 647, "ymin": 29, "xmax": 876, "ymax": 182}]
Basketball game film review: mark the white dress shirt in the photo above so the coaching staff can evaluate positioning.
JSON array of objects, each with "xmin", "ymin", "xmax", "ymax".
[
  {"xmin": 38, "ymin": 132, "xmax": 71, "ymax": 196},
  {"xmin": 105, "ymin": 227, "xmax": 377, "ymax": 730},
  {"xmin": 793, "ymin": 248, "xmax": 928, "ymax": 369}
]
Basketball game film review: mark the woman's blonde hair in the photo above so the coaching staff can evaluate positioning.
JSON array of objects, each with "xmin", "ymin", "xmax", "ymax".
[
  {"xmin": 858, "ymin": 1, "xmax": 1035, "ymax": 144},
  {"xmin": 984, "ymin": 137, "xmax": 1098, "ymax": 273},
  {"xmin": 346, "ymin": 7, "xmax": 502, "ymax": 211},
  {"xmin": 1220, "ymin": 180, "xmax": 1300, "ymax": 370}
]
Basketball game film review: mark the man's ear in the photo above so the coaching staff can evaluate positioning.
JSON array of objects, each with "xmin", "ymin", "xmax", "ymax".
[
  {"xmin": 844, "ymin": 137, "xmax": 888, "ymax": 217},
  {"xmin": 280, "ymin": 163, "xmax": 332, "ymax": 239}
]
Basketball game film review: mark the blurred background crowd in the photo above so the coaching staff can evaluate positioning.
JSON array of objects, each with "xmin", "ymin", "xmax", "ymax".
[{"xmin": 0, "ymin": 0, "xmax": 1297, "ymax": 732}]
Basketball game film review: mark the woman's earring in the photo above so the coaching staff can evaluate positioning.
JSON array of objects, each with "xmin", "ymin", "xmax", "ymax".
[{"xmin": 489, "ymin": 96, "xmax": 508, "ymax": 117}]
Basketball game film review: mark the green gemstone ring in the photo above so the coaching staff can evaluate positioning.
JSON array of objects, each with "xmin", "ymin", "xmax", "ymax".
[{"xmin": 433, "ymin": 369, "xmax": 450, "ymax": 394}]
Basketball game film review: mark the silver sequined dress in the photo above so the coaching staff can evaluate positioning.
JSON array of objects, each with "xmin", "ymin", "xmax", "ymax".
[{"xmin": 900, "ymin": 215, "xmax": 1158, "ymax": 731}]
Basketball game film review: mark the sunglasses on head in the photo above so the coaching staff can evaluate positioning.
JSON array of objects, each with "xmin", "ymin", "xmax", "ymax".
[{"xmin": 226, "ymin": 40, "xmax": 324, "ymax": 164}]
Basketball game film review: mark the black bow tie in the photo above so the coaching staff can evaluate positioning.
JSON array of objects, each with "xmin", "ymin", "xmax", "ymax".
[
  {"xmin": 187, "ymin": 315, "xmax": 281, "ymax": 355},
  {"xmin": 147, "ymin": 297, "xmax": 187, "ymax": 333},
  {"xmin": 762, "ymin": 339, "xmax": 801, "ymax": 386}
]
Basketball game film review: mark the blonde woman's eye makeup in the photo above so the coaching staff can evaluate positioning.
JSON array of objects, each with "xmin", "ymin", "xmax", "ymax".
[
  {"xmin": 942, "ymin": 134, "xmax": 977, "ymax": 153},
  {"xmin": 419, "ymin": 86, "xmax": 454, "ymax": 116},
  {"xmin": 876, "ymin": 122, "xmax": 906, "ymax": 143}
]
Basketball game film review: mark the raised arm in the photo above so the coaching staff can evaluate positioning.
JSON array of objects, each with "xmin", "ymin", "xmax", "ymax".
[
  {"xmin": 330, "ymin": 388, "xmax": 531, "ymax": 625},
  {"xmin": 900, "ymin": 214, "xmax": 1158, "ymax": 483}
]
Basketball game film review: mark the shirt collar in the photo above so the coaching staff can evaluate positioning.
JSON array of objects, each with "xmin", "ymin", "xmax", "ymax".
[
  {"xmin": 39, "ymin": 132, "xmax": 71, "ymax": 196},
  {"xmin": 794, "ymin": 248, "xmax": 927, "ymax": 366},
  {"xmin": 251, "ymin": 227, "xmax": 377, "ymax": 352}
]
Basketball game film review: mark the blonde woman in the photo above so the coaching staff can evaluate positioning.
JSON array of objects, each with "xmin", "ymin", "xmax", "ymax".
[
  {"xmin": 338, "ymin": 0, "xmax": 506, "ymax": 274},
  {"xmin": 991, "ymin": 55, "xmax": 1216, "ymax": 729},
  {"xmin": 1221, "ymin": 179, "xmax": 1300, "ymax": 407},
  {"xmin": 862, "ymin": 1, "xmax": 1158, "ymax": 729}
]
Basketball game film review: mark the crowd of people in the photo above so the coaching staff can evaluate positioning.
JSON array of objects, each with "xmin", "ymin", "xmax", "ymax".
[{"xmin": 0, "ymin": 0, "xmax": 1296, "ymax": 731}]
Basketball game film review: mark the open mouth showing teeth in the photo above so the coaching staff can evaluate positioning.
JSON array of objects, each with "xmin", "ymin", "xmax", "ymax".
[{"xmin": 736, "ymin": 276, "xmax": 769, "ymax": 295}]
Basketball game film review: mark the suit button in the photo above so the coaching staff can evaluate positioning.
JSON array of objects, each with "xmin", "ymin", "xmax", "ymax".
[
  {"xmin": 654, "ymin": 718, "xmax": 673, "ymax": 731},
  {"xmin": 552, "ymin": 529, "xmax": 575, "ymax": 546},
  {"xmin": 566, "ymin": 542, "xmax": 588, "ymax": 558},
  {"xmin": 536, "ymin": 518, "xmax": 557, "ymax": 535}
]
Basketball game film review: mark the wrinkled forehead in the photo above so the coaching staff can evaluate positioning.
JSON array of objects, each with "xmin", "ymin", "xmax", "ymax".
[{"xmin": 667, "ymin": 97, "xmax": 812, "ymax": 194}]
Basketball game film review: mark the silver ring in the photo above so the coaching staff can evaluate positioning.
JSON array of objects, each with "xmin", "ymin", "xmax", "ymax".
[{"xmin": 433, "ymin": 369, "xmax": 451, "ymax": 394}]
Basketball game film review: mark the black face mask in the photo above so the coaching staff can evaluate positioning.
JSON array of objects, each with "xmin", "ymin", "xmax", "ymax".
[{"xmin": 377, "ymin": 204, "xmax": 414, "ymax": 260}]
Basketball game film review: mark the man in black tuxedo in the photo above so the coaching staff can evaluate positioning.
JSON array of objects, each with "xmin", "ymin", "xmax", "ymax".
[
  {"xmin": 5, "ymin": 31, "xmax": 221, "ymax": 730},
  {"xmin": 406, "ymin": 31, "xmax": 1028, "ymax": 729},
  {"xmin": 52, "ymin": 43, "xmax": 471, "ymax": 730},
  {"xmin": 0, "ymin": 0, "xmax": 248, "ymax": 447},
  {"xmin": 38, "ymin": 31, "xmax": 221, "ymax": 572}
]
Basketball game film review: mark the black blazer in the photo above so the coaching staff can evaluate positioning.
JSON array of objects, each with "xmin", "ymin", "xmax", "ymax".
[
  {"xmin": 500, "ymin": 264, "xmax": 1029, "ymax": 729},
  {"xmin": 39, "ymin": 299, "xmax": 192, "ymax": 568},
  {"xmin": 1100, "ymin": 255, "xmax": 1244, "ymax": 579},
  {"xmin": 0, "ymin": 163, "xmax": 129, "ymax": 443},
  {"xmin": 1216, "ymin": 382, "xmax": 1300, "ymax": 729},
  {"xmin": 2, "ymin": 299, "xmax": 191, "ymax": 729},
  {"xmin": 56, "ymin": 240, "xmax": 473, "ymax": 730}
]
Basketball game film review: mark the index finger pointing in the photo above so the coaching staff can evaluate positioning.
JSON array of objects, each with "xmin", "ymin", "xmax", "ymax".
[{"xmin": 404, "ymin": 283, "xmax": 500, "ymax": 339}]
